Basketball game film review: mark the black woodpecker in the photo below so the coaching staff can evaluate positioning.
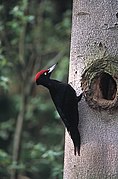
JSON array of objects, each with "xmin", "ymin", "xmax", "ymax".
[{"xmin": 35, "ymin": 64, "xmax": 82, "ymax": 156}]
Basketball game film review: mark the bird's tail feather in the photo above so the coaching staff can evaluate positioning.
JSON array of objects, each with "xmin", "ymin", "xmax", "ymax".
[{"xmin": 69, "ymin": 128, "xmax": 81, "ymax": 156}]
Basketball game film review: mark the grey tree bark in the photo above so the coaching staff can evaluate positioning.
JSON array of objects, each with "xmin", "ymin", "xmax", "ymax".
[{"xmin": 63, "ymin": 0, "xmax": 118, "ymax": 178}]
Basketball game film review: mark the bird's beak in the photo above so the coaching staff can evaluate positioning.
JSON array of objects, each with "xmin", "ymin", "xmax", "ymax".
[{"xmin": 48, "ymin": 64, "xmax": 57, "ymax": 74}]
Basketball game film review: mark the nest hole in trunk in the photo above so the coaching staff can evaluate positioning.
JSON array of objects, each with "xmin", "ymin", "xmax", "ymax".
[{"xmin": 93, "ymin": 72, "xmax": 117, "ymax": 101}]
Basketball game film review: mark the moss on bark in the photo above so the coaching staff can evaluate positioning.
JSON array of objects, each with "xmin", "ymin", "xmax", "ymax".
[{"xmin": 81, "ymin": 56, "xmax": 118, "ymax": 109}]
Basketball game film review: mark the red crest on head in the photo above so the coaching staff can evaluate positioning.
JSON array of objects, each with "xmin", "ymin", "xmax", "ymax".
[{"xmin": 35, "ymin": 70, "xmax": 48, "ymax": 81}]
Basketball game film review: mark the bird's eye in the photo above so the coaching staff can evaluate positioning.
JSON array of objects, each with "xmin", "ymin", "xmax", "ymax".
[{"xmin": 44, "ymin": 72, "xmax": 47, "ymax": 75}]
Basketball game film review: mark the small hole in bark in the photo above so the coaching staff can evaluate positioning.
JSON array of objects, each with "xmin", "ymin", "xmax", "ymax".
[
  {"xmin": 99, "ymin": 73, "xmax": 117, "ymax": 100},
  {"xmin": 116, "ymin": 13, "xmax": 118, "ymax": 18}
]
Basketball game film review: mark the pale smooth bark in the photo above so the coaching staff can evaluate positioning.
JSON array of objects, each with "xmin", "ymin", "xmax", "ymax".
[{"xmin": 64, "ymin": 0, "xmax": 118, "ymax": 178}]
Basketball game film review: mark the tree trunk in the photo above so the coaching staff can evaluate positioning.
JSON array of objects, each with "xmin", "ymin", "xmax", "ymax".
[
  {"xmin": 64, "ymin": 0, "xmax": 118, "ymax": 178},
  {"xmin": 10, "ymin": 93, "xmax": 27, "ymax": 179}
]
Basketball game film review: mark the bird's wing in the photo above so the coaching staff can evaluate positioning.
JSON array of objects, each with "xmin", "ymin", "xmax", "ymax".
[
  {"xmin": 60, "ymin": 85, "xmax": 81, "ymax": 156},
  {"xmin": 54, "ymin": 84, "xmax": 79, "ymax": 131},
  {"xmin": 51, "ymin": 84, "xmax": 81, "ymax": 155},
  {"xmin": 50, "ymin": 85, "xmax": 71, "ymax": 131},
  {"xmin": 61, "ymin": 85, "xmax": 79, "ymax": 126},
  {"xmin": 55, "ymin": 104, "xmax": 71, "ymax": 131}
]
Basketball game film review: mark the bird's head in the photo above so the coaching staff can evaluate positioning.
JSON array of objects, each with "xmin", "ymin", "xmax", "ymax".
[{"xmin": 35, "ymin": 64, "xmax": 57, "ymax": 85}]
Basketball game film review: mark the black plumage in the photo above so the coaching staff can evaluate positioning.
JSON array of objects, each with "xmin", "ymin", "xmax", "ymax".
[{"xmin": 35, "ymin": 64, "xmax": 82, "ymax": 156}]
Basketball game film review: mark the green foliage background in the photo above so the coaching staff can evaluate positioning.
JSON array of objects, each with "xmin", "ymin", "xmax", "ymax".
[{"xmin": 0, "ymin": 0, "xmax": 72, "ymax": 178}]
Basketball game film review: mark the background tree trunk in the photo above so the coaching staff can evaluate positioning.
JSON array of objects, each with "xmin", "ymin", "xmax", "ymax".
[{"xmin": 64, "ymin": 0, "xmax": 118, "ymax": 178}]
